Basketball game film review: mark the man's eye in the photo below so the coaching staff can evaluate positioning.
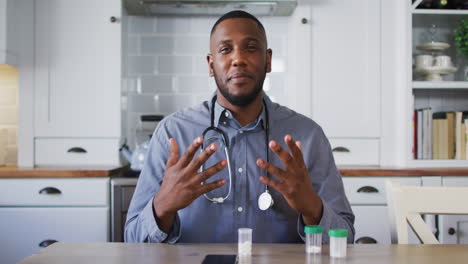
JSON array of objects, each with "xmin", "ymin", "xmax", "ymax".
[
  {"xmin": 220, "ymin": 47, "xmax": 231, "ymax": 53},
  {"xmin": 247, "ymin": 45, "xmax": 258, "ymax": 51}
]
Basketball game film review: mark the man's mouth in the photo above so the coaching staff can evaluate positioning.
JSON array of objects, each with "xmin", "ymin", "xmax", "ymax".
[{"xmin": 229, "ymin": 73, "xmax": 253, "ymax": 81}]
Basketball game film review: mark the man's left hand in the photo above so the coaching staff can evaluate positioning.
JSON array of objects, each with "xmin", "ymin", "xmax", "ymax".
[{"xmin": 256, "ymin": 134, "xmax": 323, "ymax": 225}]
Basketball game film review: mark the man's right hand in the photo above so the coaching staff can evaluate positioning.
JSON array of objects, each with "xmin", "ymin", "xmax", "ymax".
[{"xmin": 153, "ymin": 137, "xmax": 227, "ymax": 232}]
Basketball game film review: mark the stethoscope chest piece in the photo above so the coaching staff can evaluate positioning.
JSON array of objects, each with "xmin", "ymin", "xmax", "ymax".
[{"xmin": 258, "ymin": 190, "xmax": 274, "ymax": 211}]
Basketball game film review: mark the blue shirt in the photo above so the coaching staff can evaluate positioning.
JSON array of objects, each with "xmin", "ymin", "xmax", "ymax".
[{"xmin": 125, "ymin": 93, "xmax": 355, "ymax": 244}]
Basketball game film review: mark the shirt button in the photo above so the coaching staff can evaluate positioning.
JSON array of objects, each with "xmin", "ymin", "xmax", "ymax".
[
  {"xmin": 224, "ymin": 112, "xmax": 229, "ymax": 117},
  {"xmin": 237, "ymin": 206, "xmax": 243, "ymax": 212},
  {"xmin": 239, "ymin": 130, "xmax": 244, "ymax": 134},
  {"xmin": 238, "ymin": 167, "xmax": 243, "ymax": 173},
  {"xmin": 223, "ymin": 121, "xmax": 227, "ymax": 125}
]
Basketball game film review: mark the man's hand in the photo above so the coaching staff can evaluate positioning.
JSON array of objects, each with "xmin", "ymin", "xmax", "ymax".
[
  {"xmin": 256, "ymin": 134, "xmax": 323, "ymax": 225},
  {"xmin": 153, "ymin": 137, "xmax": 227, "ymax": 232}
]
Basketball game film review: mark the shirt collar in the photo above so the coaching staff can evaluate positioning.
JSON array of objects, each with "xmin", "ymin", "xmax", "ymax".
[{"xmin": 210, "ymin": 92, "xmax": 272, "ymax": 129}]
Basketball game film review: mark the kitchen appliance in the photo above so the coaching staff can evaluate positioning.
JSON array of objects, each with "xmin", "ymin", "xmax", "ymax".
[
  {"xmin": 111, "ymin": 178, "xmax": 138, "ymax": 242},
  {"xmin": 123, "ymin": 0, "xmax": 297, "ymax": 16}
]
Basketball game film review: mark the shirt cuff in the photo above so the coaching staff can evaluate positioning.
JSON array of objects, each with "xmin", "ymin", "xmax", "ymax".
[
  {"xmin": 296, "ymin": 199, "xmax": 333, "ymax": 244},
  {"xmin": 140, "ymin": 198, "xmax": 181, "ymax": 243}
]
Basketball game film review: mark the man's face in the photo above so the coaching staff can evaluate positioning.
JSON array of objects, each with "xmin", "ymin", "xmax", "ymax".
[{"xmin": 208, "ymin": 18, "xmax": 272, "ymax": 107}]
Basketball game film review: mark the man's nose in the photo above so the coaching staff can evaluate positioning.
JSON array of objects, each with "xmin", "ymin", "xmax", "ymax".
[{"xmin": 231, "ymin": 49, "xmax": 247, "ymax": 67}]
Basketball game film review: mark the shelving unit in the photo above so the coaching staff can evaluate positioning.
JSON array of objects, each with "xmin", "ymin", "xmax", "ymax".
[
  {"xmin": 413, "ymin": 81, "xmax": 468, "ymax": 88},
  {"xmin": 408, "ymin": 0, "xmax": 468, "ymax": 167}
]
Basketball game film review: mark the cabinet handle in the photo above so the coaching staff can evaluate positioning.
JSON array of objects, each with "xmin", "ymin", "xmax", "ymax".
[
  {"xmin": 448, "ymin": 227, "xmax": 456, "ymax": 235},
  {"xmin": 357, "ymin": 186, "xmax": 379, "ymax": 193},
  {"xmin": 67, "ymin": 147, "xmax": 87, "ymax": 153},
  {"xmin": 332, "ymin": 146, "xmax": 350, "ymax": 153},
  {"xmin": 39, "ymin": 187, "xmax": 62, "ymax": 195},
  {"xmin": 39, "ymin": 239, "xmax": 58, "ymax": 248},
  {"xmin": 110, "ymin": 16, "xmax": 117, "ymax": 23},
  {"xmin": 355, "ymin": 236, "xmax": 377, "ymax": 244}
]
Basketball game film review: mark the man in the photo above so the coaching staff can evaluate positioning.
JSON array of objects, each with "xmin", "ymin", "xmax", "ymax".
[{"xmin": 125, "ymin": 10, "xmax": 354, "ymax": 244}]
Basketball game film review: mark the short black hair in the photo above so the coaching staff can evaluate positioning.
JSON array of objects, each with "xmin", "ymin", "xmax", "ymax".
[{"xmin": 210, "ymin": 10, "xmax": 266, "ymax": 37}]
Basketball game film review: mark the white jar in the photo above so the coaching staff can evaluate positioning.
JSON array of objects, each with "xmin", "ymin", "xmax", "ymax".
[
  {"xmin": 305, "ymin": 225, "xmax": 323, "ymax": 254},
  {"xmin": 328, "ymin": 229, "xmax": 348, "ymax": 258}
]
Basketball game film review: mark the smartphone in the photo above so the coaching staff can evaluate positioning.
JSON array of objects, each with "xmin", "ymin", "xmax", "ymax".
[{"xmin": 201, "ymin": 254, "xmax": 237, "ymax": 264}]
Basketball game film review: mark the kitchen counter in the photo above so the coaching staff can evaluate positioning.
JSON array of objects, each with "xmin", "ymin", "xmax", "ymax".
[
  {"xmin": 339, "ymin": 167, "xmax": 468, "ymax": 176},
  {"xmin": 1, "ymin": 164, "xmax": 468, "ymax": 178},
  {"xmin": 0, "ymin": 165, "xmax": 127, "ymax": 178}
]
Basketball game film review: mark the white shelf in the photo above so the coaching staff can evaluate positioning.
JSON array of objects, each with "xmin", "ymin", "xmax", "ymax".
[
  {"xmin": 408, "ymin": 159, "xmax": 468, "ymax": 168},
  {"xmin": 412, "ymin": 81, "xmax": 468, "ymax": 89},
  {"xmin": 412, "ymin": 9, "xmax": 468, "ymax": 15}
]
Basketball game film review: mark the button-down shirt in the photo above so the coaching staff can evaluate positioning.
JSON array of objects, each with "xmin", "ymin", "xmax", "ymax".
[{"xmin": 125, "ymin": 93, "xmax": 355, "ymax": 244}]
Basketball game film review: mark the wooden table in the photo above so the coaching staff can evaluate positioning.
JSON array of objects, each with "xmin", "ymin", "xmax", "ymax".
[{"xmin": 19, "ymin": 242, "xmax": 468, "ymax": 264}]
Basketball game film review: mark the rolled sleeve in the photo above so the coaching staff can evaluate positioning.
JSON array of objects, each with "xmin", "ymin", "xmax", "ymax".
[
  {"xmin": 297, "ymin": 199, "xmax": 355, "ymax": 244},
  {"xmin": 141, "ymin": 198, "xmax": 182, "ymax": 243}
]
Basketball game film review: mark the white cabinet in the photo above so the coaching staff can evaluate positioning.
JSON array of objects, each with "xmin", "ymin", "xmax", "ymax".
[
  {"xmin": 343, "ymin": 177, "xmax": 421, "ymax": 244},
  {"xmin": 0, "ymin": 178, "xmax": 110, "ymax": 264},
  {"xmin": 0, "ymin": 0, "xmax": 21, "ymax": 65},
  {"xmin": 33, "ymin": 0, "xmax": 122, "ymax": 166},
  {"xmin": 439, "ymin": 177, "xmax": 468, "ymax": 244},
  {"xmin": 310, "ymin": 0, "xmax": 381, "ymax": 139}
]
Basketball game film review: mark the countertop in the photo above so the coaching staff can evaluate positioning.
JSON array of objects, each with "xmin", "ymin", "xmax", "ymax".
[
  {"xmin": 19, "ymin": 242, "xmax": 468, "ymax": 264},
  {"xmin": 0, "ymin": 165, "xmax": 127, "ymax": 178},
  {"xmin": 1, "ymin": 165, "xmax": 468, "ymax": 178}
]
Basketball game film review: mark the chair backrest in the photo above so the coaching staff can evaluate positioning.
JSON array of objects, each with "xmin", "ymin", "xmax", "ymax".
[{"xmin": 385, "ymin": 180, "xmax": 468, "ymax": 244}]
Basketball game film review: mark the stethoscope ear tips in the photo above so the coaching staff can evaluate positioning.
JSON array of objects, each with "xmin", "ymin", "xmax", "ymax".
[{"xmin": 258, "ymin": 190, "xmax": 274, "ymax": 211}]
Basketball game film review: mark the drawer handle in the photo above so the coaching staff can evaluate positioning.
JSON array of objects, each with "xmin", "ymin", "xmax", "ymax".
[
  {"xmin": 39, "ymin": 187, "xmax": 62, "ymax": 195},
  {"xmin": 357, "ymin": 186, "xmax": 379, "ymax": 193},
  {"xmin": 39, "ymin": 239, "xmax": 58, "ymax": 248},
  {"xmin": 355, "ymin": 236, "xmax": 377, "ymax": 244},
  {"xmin": 67, "ymin": 147, "xmax": 87, "ymax": 153},
  {"xmin": 332, "ymin": 146, "xmax": 350, "ymax": 153}
]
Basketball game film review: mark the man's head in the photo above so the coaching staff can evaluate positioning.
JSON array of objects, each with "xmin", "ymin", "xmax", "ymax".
[{"xmin": 207, "ymin": 10, "xmax": 272, "ymax": 107}]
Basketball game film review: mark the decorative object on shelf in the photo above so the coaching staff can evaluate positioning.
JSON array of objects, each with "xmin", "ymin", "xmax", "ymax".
[
  {"xmin": 414, "ymin": 24, "xmax": 457, "ymax": 81},
  {"xmin": 454, "ymin": 18, "xmax": 468, "ymax": 79}
]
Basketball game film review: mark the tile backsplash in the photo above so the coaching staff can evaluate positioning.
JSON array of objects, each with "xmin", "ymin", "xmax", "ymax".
[
  {"xmin": 122, "ymin": 15, "xmax": 289, "ymax": 148},
  {"xmin": 0, "ymin": 64, "xmax": 18, "ymax": 164}
]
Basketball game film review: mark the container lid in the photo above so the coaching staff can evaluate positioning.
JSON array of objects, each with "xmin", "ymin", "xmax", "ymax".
[
  {"xmin": 328, "ymin": 229, "xmax": 348, "ymax": 238},
  {"xmin": 304, "ymin": 225, "xmax": 323, "ymax": 234}
]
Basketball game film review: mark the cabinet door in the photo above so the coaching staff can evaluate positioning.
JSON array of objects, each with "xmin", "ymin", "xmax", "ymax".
[
  {"xmin": 310, "ymin": 0, "xmax": 381, "ymax": 138},
  {"xmin": 352, "ymin": 205, "xmax": 390, "ymax": 244},
  {"xmin": 0, "ymin": 207, "xmax": 109, "ymax": 264},
  {"xmin": 34, "ymin": 0, "xmax": 121, "ymax": 137},
  {"xmin": 439, "ymin": 177, "xmax": 468, "ymax": 244}
]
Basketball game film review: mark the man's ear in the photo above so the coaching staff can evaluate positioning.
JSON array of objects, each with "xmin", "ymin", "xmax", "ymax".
[
  {"xmin": 207, "ymin": 54, "xmax": 214, "ymax": 77},
  {"xmin": 266, "ymin": 48, "xmax": 273, "ymax": 73}
]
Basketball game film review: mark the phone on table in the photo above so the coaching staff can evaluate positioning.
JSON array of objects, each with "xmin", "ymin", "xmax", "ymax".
[{"xmin": 201, "ymin": 254, "xmax": 237, "ymax": 264}]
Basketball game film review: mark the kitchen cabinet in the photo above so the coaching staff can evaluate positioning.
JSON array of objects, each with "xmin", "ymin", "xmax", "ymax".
[
  {"xmin": 33, "ymin": 0, "xmax": 122, "ymax": 166},
  {"xmin": 343, "ymin": 177, "xmax": 421, "ymax": 244},
  {"xmin": 309, "ymin": 0, "xmax": 381, "ymax": 165},
  {"xmin": 439, "ymin": 177, "xmax": 468, "ymax": 244},
  {"xmin": 0, "ymin": 0, "xmax": 24, "ymax": 66},
  {"xmin": 0, "ymin": 178, "xmax": 110, "ymax": 264},
  {"xmin": 406, "ymin": 1, "xmax": 468, "ymax": 168},
  {"xmin": 111, "ymin": 178, "xmax": 138, "ymax": 242}
]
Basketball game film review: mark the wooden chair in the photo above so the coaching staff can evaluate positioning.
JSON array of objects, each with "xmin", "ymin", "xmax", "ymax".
[{"xmin": 385, "ymin": 180, "xmax": 468, "ymax": 244}]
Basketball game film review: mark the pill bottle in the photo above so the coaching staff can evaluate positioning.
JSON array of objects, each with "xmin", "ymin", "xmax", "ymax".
[
  {"xmin": 238, "ymin": 228, "xmax": 252, "ymax": 257},
  {"xmin": 328, "ymin": 228, "xmax": 348, "ymax": 258},
  {"xmin": 304, "ymin": 225, "xmax": 323, "ymax": 254}
]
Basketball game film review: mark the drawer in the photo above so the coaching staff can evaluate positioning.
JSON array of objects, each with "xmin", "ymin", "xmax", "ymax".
[
  {"xmin": 342, "ymin": 177, "xmax": 421, "ymax": 205},
  {"xmin": 0, "ymin": 207, "xmax": 108, "ymax": 264},
  {"xmin": 352, "ymin": 205, "xmax": 420, "ymax": 244},
  {"xmin": 35, "ymin": 138, "xmax": 120, "ymax": 166},
  {"xmin": 329, "ymin": 138, "xmax": 379, "ymax": 165},
  {"xmin": 0, "ymin": 178, "xmax": 109, "ymax": 206}
]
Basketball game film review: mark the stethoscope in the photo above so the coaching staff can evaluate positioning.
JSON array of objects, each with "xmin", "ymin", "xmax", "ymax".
[{"xmin": 199, "ymin": 95, "xmax": 274, "ymax": 211}]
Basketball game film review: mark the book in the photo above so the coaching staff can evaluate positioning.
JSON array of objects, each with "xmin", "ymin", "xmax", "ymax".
[
  {"xmin": 433, "ymin": 112, "xmax": 448, "ymax": 159},
  {"xmin": 432, "ymin": 118, "xmax": 440, "ymax": 160},
  {"xmin": 417, "ymin": 110, "xmax": 423, "ymax": 159},
  {"xmin": 447, "ymin": 112, "xmax": 455, "ymax": 159},
  {"xmin": 455, "ymin": 112, "xmax": 463, "ymax": 160}
]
